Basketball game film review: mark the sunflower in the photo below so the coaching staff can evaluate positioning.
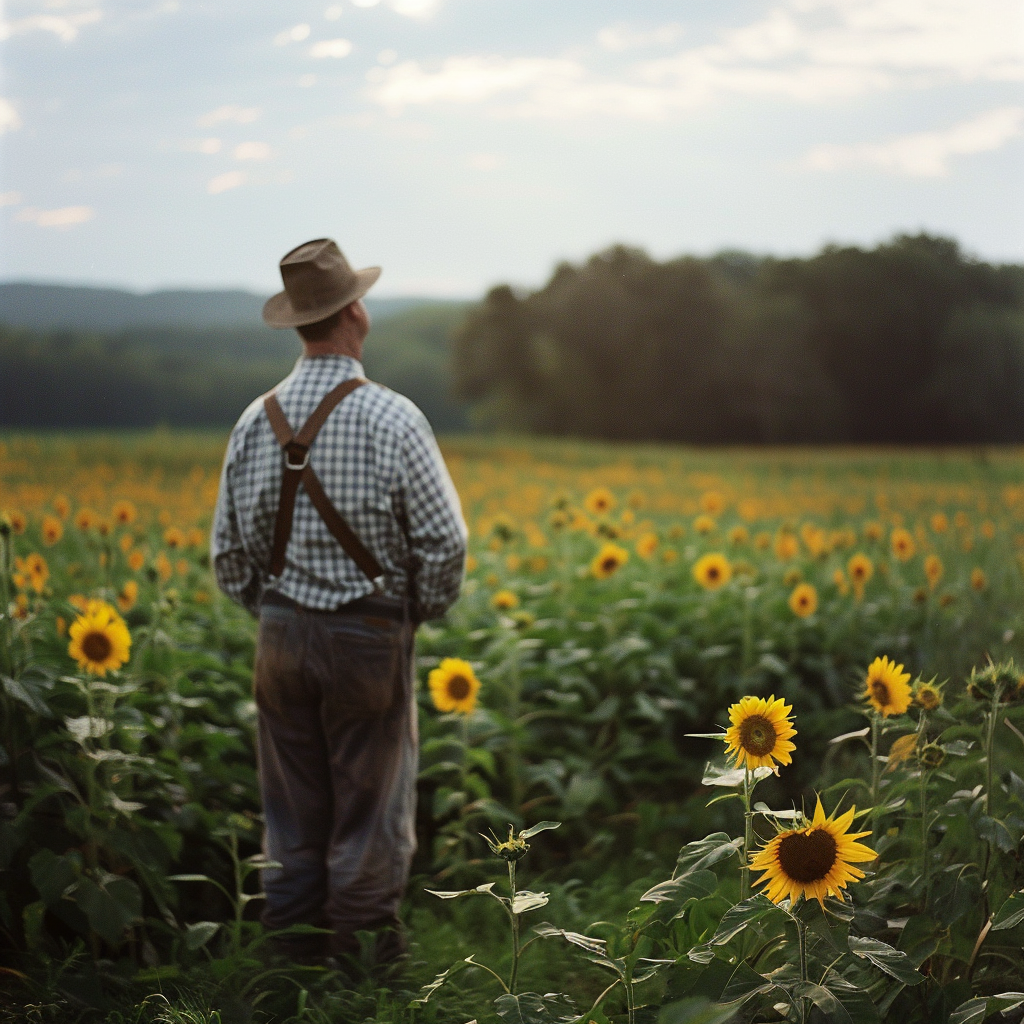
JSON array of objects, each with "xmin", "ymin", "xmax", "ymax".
[
  {"xmin": 863, "ymin": 656, "xmax": 912, "ymax": 717},
  {"xmin": 113, "ymin": 501, "xmax": 137, "ymax": 526},
  {"xmin": 117, "ymin": 580, "xmax": 139, "ymax": 614},
  {"xmin": 722, "ymin": 695, "xmax": 797, "ymax": 770},
  {"xmin": 890, "ymin": 528, "xmax": 916, "ymax": 562},
  {"xmin": 774, "ymin": 532, "xmax": 799, "ymax": 561},
  {"xmin": 635, "ymin": 532, "xmax": 659, "ymax": 560},
  {"xmin": 74, "ymin": 508, "xmax": 96, "ymax": 532},
  {"xmin": 699, "ymin": 490, "xmax": 725, "ymax": 515},
  {"xmin": 693, "ymin": 515, "xmax": 717, "ymax": 536},
  {"xmin": 729, "ymin": 526, "xmax": 749, "ymax": 546},
  {"xmin": 931, "ymin": 512, "xmax": 948, "ymax": 534},
  {"xmin": 832, "ymin": 569, "xmax": 850, "ymax": 596},
  {"xmin": 693, "ymin": 553, "xmax": 731, "ymax": 590},
  {"xmin": 491, "ymin": 589, "xmax": 519, "ymax": 611},
  {"xmin": 428, "ymin": 658, "xmax": 480, "ymax": 714},
  {"xmin": 128, "ymin": 550, "xmax": 145, "ymax": 572},
  {"xmin": 584, "ymin": 488, "xmax": 616, "ymax": 516},
  {"xmin": 163, "ymin": 527, "xmax": 186, "ymax": 549},
  {"xmin": 68, "ymin": 601, "xmax": 132, "ymax": 676},
  {"xmin": 924, "ymin": 554, "xmax": 943, "ymax": 589},
  {"xmin": 53, "ymin": 495, "xmax": 70, "ymax": 519},
  {"xmin": 41, "ymin": 515, "xmax": 63, "ymax": 546},
  {"xmin": 591, "ymin": 542, "xmax": 629, "ymax": 580},
  {"xmin": 750, "ymin": 797, "xmax": 876, "ymax": 907},
  {"xmin": 971, "ymin": 567, "xmax": 987, "ymax": 591},
  {"xmin": 913, "ymin": 680, "xmax": 943, "ymax": 711},
  {"xmin": 789, "ymin": 583, "xmax": 818, "ymax": 618}
]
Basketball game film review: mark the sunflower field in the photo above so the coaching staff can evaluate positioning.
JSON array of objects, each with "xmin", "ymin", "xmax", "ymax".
[{"xmin": 3, "ymin": 432, "xmax": 1024, "ymax": 1024}]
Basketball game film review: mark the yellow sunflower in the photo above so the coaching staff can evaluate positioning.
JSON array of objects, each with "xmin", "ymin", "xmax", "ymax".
[
  {"xmin": 788, "ymin": 583, "xmax": 818, "ymax": 618},
  {"xmin": 890, "ymin": 528, "xmax": 916, "ymax": 562},
  {"xmin": 750, "ymin": 797, "xmax": 876, "ymax": 907},
  {"xmin": 862, "ymin": 656, "xmax": 912, "ymax": 717},
  {"xmin": 913, "ymin": 680, "xmax": 943, "ymax": 711},
  {"xmin": 924, "ymin": 554, "xmax": 943, "ymax": 590},
  {"xmin": 635, "ymin": 532, "xmax": 659, "ymax": 560},
  {"xmin": 847, "ymin": 553, "xmax": 873, "ymax": 586},
  {"xmin": 41, "ymin": 515, "xmax": 63, "ymax": 546},
  {"xmin": 491, "ymin": 589, "xmax": 519, "ymax": 611},
  {"xmin": 584, "ymin": 488, "xmax": 616, "ymax": 516},
  {"xmin": 428, "ymin": 658, "xmax": 481, "ymax": 714},
  {"xmin": 693, "ymin": 552, "xmax": 732, "ymax": 590},
  {"xmin": 68, "ymin": 601, "xmax": 132, "ymax": 676},
  {"xmin": 723, "ymin": 695, "xmax": 797, "ymax": 770},
  {"xmin": 591, "ymin": 542, "xmax": 629, "ymax": 580}
]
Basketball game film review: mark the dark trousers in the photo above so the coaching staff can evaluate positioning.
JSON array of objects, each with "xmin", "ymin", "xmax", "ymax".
[{"xmin": 253, "ymin": 598, "xmax": 417, "ymax": 957}]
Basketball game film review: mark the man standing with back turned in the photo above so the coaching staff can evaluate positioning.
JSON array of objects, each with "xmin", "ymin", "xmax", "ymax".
[{"xmin": 211, "ymin": 238, "xmax": 467, "ymax": 965}]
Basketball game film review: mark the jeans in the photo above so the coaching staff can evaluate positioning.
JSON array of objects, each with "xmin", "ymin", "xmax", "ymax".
[{"xmin": 252, "ymin": 599, "xmax": 417, "ymax": 957}]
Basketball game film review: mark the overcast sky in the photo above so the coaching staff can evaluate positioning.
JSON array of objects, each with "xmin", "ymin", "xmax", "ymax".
[{"xmin": 1, "ymin": 0, "xmax": 1022, "ymax": 296}]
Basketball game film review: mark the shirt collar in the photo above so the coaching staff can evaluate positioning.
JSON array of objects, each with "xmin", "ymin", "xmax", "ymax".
[{"xmin": 293, "ymin": 353, "xmax": 365, "ymax": 378}]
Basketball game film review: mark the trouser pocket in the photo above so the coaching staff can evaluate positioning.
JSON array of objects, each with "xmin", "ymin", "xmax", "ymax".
[{"xmin": 314, "ymin": 615, "xmax": 404, "ymax": 718}]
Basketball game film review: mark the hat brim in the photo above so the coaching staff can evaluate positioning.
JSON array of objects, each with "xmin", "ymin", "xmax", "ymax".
[{"xmin": 262, "ymin": 266, "xmax": 382, "ymax": 329}]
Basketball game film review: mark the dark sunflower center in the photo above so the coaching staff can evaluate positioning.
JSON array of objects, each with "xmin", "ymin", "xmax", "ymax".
[
  {"xmin": 739, "ymin": 714, "xmax": 777, "ymax": 756},
  {"xmin": 601, "ymin": 557, "xmax": 617, "ymax": 572},
  {"xmin": 777, "ymin": 828, "xmax": 838, "ymax": 883},
  {"xmin": 82, "ymin": 631, "xmax": 113, "ymax": 663},
  {"xmin": 870, "ymin": 679, "xmax": 891, "ymax": 706},
  {"xmin": 447, "ymin": 675, "xmax": 471, "ymax": 701},
  {"xmin": 707, "ymin": 567, "xmax": 720, "ymax": 581}
]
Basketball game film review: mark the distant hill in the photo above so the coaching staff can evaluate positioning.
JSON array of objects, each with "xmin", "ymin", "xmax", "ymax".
[
  {"xmin": 0, "ymin": 283, "xmax": 473, "ymax": 431},
  {"xmin": 0, "ymin": 282, "xmax": 457, "ymax": 332}
]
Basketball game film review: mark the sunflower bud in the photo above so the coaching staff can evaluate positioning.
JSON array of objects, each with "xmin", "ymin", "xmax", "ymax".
[
  {"xmin": 967, "ymin": 659, "xmax": 1021, "ymax": 703},
  {"xmin": 919, "ymin": 743, "xmax": 946, "ymax": 769},
  {"xmin": 913, "ymin": 679, "xmax": 944, "ymax": 711},
  {"xmin": 484, "ymin": 825, "xmax": 530, "ymax": 863}
]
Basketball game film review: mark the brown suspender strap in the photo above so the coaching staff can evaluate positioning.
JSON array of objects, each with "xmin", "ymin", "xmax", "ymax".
[{"xmin": 262, "ymin": 378, "xmax": 385, "ymax": 585}]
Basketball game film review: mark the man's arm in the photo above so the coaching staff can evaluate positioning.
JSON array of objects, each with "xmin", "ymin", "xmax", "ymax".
[
  {"xmin": 211, "ymin": 437, "xmax": 263, "ymax": 615},
  {"xmin": 397, "ymin": 412, "xmax": 468, "ymax": 622}
]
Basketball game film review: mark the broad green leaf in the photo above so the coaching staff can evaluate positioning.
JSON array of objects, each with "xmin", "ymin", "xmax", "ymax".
[
  {"xmin": 794, "ymin": 982, "xmax": 854, "ymax": 1024},
  {"xmin": 63, "ymin": 716, "xmax": 114, "ymax": 744},
  {"xmin": 409, "ymin": 955, "xmax": 480, "ymax": 1005},
  {"xmin": 701, "ymin": 764, "xmax": 774, "ymax": 788},
  {"xmin": 520, "ymin": 821, "xmax": 561, "ymax": 839},
  {"xmin": 493, "ymin": 991, "xmax": 577, "ymax": 1024},
  {"xmin": 167, "ymin": 874, "xmax": 217, "ymax": 884},
  {"xmin": 511, "ymin": 890, "xmax": 550, "ymax": 914},
  {"xmin": 830, "ymin": 728, "xmax": 870, "ymax": 745},
  {"xmin": 709, "ymin": 895, "xmax": 784, "ymax": 945},
  {"xmin": 752, "ymin": 802, "xmax": 802, "ymax": 820},
  {"xmin": 641, "ymin": 869, "xmax": 718, "ymax": 908},
  {"xmin": 2, "ymin": 675, "xmax": 52, "ymax": 717},
  {"xmin": 74, "ymin": 873, "xmax": 142, "ymax": 946},
  {"xmin": 532, "ymin": 922, "xmax": 606, "ymax": 956},
  {"xmin": 673, "ymin": 834, "xmax": 745, "ymax": 876},
  {"xmin": 28, "ymin": 849, "xmax": 80, "ymax": 907},
  {"xmin": 848, "ymin": 936, "xmax": 923, "ymax": 986},
  {"xmin": 991, "ymin": 890, "xmax": 1024, "ymax": 931},
  {"xmin": 949, "ymin": 993, "xmax": 1024, "ymax": 1024},
  {"xmin": 184, "ymin": 921, "xmax": 220, "ymax": 950},
  {"xmin": 426, "ymin": 882, "xmax": 498, "ymax": 900},
  {"xmin": 719, "ymin": 961, "xmax": 774, "ymax": 1004},
  {"xmin": 659, "ymin": 997, "xmax": 738, "ymax": 1024}
]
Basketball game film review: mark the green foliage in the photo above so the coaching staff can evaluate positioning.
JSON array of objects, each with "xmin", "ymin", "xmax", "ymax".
[{"xmin": 453, "ymin": 234, "xmax": 1024, "ymax": 443}]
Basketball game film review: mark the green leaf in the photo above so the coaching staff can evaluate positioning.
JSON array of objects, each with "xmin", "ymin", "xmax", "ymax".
[
  {"xmin": 409, "ymin": 955, "xmax": 480, "ymax": 1005},
  {"xmin": 511, "ymin": 890, "xmax": 550, "ymax": 914},
  {"xmin": 659, "ymin": 997, "xmax": 738, "ymax": 1024},
  {"xmin": 719, "ymin": 961, "xmax": 774, "ymax": 1004},
  {"xmin": 829, "ymin": 727, "xmax": 870, "ymax": 745},
  {"xmin": 493, "ymin": 991, "xmax": 578, "ymax": 1024},
  {"xmin": 166, "ymin": 874, "xmax": 217, "ymax": 883},
  {"xmin": 991, "ymin": 890, "xmax": 1024, "ymax": 931},
  {"xmin": 701, "ymin": 764, "xmax": 773, "ymax": 788},
  {"xmin": 74, "ymin": 873, "xmax": 142, "ymax": 947},
  {"xmin": 28, "ymin": 849, "xmax": 80, "ymax": 907},
  {"xmin": 640, "ymin": 869, "xmax": 718, "ymax": 909},
  {"xmin": 532, "ymin": 922, "xmax": 607, "ymax": 956},
  {"xmin": 976, "ymin": 814, "xmax": 1020, "ymax": 852},
  {"xmin": 2, "ymin": 675, "xmax": 52, "ymax": 717},
  {"xmin": 848, "ymin": 936, "xmax": 924, "ymax": 986},
  {"xmin": 426, "ymin": 882, "xmax": 499, "ymax": 900},
  {"xmin": 709, "ymin": 895, "xmax": 784, "ymax": 945},
  {"xmin": 184, "ymin": 921, "xmax": 220, "ymax": 950},
  {"xmin": 520, "ymin": 821, "xmax": 561, "ymax": 839},
  {"xmin": 794, "ymin": 982, "xmax": 854, "ymax": 1024},
  {"xmin": 949, "ymin": 993, "xmax": 1024, "ymax": 1024},
  {"xmin": 673, "ymin": 834, "xmax": 745, "ymax": 876}
]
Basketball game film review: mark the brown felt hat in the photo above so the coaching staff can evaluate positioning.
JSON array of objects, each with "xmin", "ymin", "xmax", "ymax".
[{"xmin": 262, "ymin": 238, "xmax": 381, "ymax": 329}]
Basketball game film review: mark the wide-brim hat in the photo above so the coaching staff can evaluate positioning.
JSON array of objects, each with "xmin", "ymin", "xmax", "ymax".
[{"xmin": 262, "ymin": 238, "xmax": 381, "ymax": 329}]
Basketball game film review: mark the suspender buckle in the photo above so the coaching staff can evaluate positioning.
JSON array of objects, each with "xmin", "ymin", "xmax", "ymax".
[{"xmin": 284, "ymin": 442, "xmax": 310, "ymax": 471}]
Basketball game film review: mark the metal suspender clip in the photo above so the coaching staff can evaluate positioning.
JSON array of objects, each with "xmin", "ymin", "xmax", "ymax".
[{"xmin": 284, "ymin": 442, "xmax": 310, "ymax": 471}]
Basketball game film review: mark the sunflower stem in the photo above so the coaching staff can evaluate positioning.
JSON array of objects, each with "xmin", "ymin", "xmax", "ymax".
[
  {"xmin": 741, "ymin": 767, "xmax": 753, "ymax": 901},
  {"xmin": 983, "ymin": 688, "xmax": 999, "ymax": 818},
  {"xmin": 919, "ymin": 763, "xmax": 930, "ymax": 899},
  {"xmin": 796, "ymin": 911, "xmax": 809, "ymax": 1024},
  {"xmin": 507, "ymin": 859, "xmax": 520, "ymax": 995},
  {"xmin": 869, "ymin": 713, "xmax": 881, "ymax": 844}
]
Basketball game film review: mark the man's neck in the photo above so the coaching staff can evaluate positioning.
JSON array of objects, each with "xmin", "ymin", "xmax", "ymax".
[{"xmin": 301, "ymin": 340, "xmax": 363, "ymax": 360}]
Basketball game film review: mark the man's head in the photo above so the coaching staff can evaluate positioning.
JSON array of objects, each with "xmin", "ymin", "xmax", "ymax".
[
  {"xmin": 262, "ymin": 238, "xmax": 380, "ymax": 358},
  {"xmin": 296, "ymin": 299, "xmax": 370, "ymax": 360}
]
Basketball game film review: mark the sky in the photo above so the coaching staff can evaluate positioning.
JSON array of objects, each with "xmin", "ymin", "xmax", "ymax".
[{"xmin": 0, "ymin": 0, "xmax": 1022, "ymax": 297}]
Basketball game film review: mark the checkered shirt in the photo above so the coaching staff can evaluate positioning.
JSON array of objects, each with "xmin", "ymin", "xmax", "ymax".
[{"xmin": 211, "ymin": 354, "xmax": 467, "ymax": 620}]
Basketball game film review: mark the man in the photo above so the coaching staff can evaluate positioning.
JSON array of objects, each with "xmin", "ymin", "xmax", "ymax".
[{"xmin": 211, "ymin": 238, "xmax": 467, "ymax": 964}]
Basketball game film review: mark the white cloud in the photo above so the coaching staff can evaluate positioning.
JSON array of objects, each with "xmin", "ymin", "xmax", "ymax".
[
  {"xmin": 197, "ymin": 105, "xmax": 261, "ymax": 128},
  {"xmin": 310, "ymin": 38, "xmax": 353, "ymax": 58},
  {"xmin": 378, "ymin": 48, "xmax": 397, "ymax": 65},
  {"xmin": 299, "ymin": 74, "xmax": 317, "ymax": 88},
  {"xmin": 182, "ymin": 137, "xmax": 222, "ymax": 154},
  {"xmin": 804, "ymin": 106, "xmax": 1024, "ymax": 176},
  {"xmin": 467, "ymin": 152, "xmax": 501, "ymax": 171},
  {"xmin": 368, "ymin": 0, "xmax": 1024, "ymax": 120},
  {"xmin": 391, "ymin": 0, "xmax": 440, "ymax": 18},
  {"xmin": 0, "ymin": 191, "xmax": 23, "ymax": 206},
  {"xmin": 0, "ymin": 98, "xmax": 22, "ymax": 135},
  {"xmin": 325, "ymin": 5, "xmax": 344, "ymax": 19},
  {"xmin": 233, "ymin": 141, "xmax": 273, "ymax": 161},
  {"xmin": 597, "ymin": 24, "xmax": 684, "ymax": 53},
  {"xmin": 351, "ymin": 0, "xmax": 381, "ymax": 7},
  {"xmin": 274, "ymin": 23, "xmax": 310, "ymax": 46},
  {"xmin": 16, "ymin": 205, "xmax": 95, "ymax": 228},
  {"xmin": 207, "ymin": 171, "xmax": 246, "ymax": 194},
  {"xmin": 0, "ymin": 10, "xmax": 102, "ymax": 43}
]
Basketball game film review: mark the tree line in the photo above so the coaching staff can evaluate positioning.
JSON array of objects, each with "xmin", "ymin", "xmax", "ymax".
[{"xmin": 452, "ymin": 234, "xmax": 1024, "ymax": 443}]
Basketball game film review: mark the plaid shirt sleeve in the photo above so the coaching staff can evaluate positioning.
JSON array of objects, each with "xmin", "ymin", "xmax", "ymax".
[
  {"xmin": 211, "ymin": 411, "xmax": 263, "ymax": 615},
  {"xmin": 396, "ymin": 408, "xmax": 468, "ymax": 622}
]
